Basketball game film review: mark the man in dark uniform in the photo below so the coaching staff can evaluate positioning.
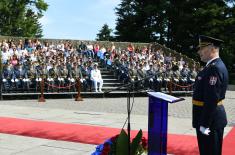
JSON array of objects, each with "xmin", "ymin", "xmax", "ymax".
[
  {"xmin": 193, "ymin": 35, "xmax": 228, "ymax": 155},
  {"xmin": 146, "ymin": 63, "xmax": 156, "ymax": 90},
  {"xmin": 128, "ymin": 63, "xmax": 138, "ymax": 82},
  {"xmin": 137, "ymin": 63, "xmax": 147, "ymax": 88}
]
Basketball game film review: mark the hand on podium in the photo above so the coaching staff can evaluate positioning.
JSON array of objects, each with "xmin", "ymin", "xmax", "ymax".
[{"xmin": 200, "ymin": 126, "xmax": 211, "ymax": 135}]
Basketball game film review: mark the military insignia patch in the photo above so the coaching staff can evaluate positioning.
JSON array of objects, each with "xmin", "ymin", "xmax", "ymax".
[{"xmin": 209, "ymin": 76, "xmax": 217, "ymax": 85}]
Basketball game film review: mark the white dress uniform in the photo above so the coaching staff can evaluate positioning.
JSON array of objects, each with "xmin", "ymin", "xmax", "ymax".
[{"xmin": 90, "ymin": 68, "xmax": 103, "ymax": 92}]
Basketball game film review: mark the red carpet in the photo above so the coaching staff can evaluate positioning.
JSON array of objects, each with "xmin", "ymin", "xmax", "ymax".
[
  {"xmin": 0, "ymin": 117, "xmax": 233, "ymax": 155},
  {"xmin": 223, "ymin": 127, "xmax": 235, "ymax": 155}
]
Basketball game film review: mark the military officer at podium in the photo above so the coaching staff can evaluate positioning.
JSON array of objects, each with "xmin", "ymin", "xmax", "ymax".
[{"xmin": 193, "ymin": 35, "xmax": 228, "ymax": 155}]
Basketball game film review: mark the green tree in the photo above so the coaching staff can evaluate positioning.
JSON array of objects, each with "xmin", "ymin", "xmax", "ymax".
[
  {"xmin": 166, "ymin": 0, "xmax": 235, "ymax": 70},
  {"xmin": 163, "ymin": 0, "xmax": 235, "ymax": 91},
  {"xmin": 115, "ymin": 0, "xmax": 235, "ymax": 71},
  {"xmin": 115, "ymin": 0, "xmax": 137, "ymax": 41},
  {"xmin": 96, "ymin": 24, "xmax": 113, "ymax": 41},
  {"xmin": 115, "ymin": 0, "xmax": 171, "ymax": 43},
  {"xmin": 0, "ymin": 0, "xmax": 48, "ymax": 38}
]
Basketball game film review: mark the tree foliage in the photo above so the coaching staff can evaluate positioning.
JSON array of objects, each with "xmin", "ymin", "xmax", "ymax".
[
  {"xmin": 0, "ymin": 0, "xmax": 48, "ymax": 38},
  {"xmin": 115, "ymin": 0, "xmax": 169, "ymax": 43},
  {"xmin": 96, "ymin": 23, "xmax": 113, "ymax": 41},
  {"xmin": 115, "ymin": 0, "xmax": 235, "ymax": 70}
]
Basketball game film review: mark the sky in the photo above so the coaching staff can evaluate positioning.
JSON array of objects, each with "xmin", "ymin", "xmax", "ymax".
[{"xmin": 40, "ymin": 0, "xmax": 120, "ymax": 40}]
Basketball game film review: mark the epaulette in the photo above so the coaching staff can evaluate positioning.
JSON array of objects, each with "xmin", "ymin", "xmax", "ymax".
[
  {"xmin": 207, "ymin": 61, "xmax": 217, "ymax": 68},
  {"xmin": 211, "ymin": 62, "xmax": 216, "ymax": 66}
]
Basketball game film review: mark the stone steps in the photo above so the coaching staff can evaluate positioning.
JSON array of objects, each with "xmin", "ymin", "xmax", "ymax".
[{"xmin": 100, "ymin": 67, "xmax": 126, "ymax": 91}]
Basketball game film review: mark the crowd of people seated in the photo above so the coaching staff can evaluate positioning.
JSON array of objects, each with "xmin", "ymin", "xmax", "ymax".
[
  {"xmin": 0, "ymin": 38, "xmax": 198, "ymax": 93},
  {"xmin": 108, "ymin": 44, "xmax": 199, "ymax": 91},
  {"xmin": 0, "ymin": 39, "xmax": 103, "ymax": 93}
]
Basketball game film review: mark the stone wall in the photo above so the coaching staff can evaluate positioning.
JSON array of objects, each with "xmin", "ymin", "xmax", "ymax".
[{"xmin": 0, "ymin": 36, "xmax": 149, "ymax": 51}]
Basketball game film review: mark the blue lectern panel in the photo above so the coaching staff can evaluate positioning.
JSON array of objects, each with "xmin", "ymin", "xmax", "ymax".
[{"xmin": 148, "ymin": 95, "xmax": 168, "ymax": 155}]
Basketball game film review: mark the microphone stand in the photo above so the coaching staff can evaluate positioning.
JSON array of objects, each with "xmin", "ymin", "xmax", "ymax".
[
  {"xmin": 104, "ymin": 74, "xmax": 155, "ymax": 155},
  {"xmin": 126, "ymin": 82, "xmax": 134, "ymax": 155}
]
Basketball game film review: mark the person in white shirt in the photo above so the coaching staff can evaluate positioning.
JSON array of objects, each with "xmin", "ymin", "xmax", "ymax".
[
  {"xmin": 90, "ymin": 63, "xmax": 103, "ymax": 92},
  {"xmin": 1, "ymin": 46, "xmax": 10, "ymax": 64},
  {"xmin": 57, "ymin": 41, "xmax": 64, "ymax": 51},
  {"xmin": 143, "ymin": 61, "xmax": 150, "ymax": 71},
  {"xmin": 86, "ymin": 42, "xmax": 94, "ymax": 59},
  {"xmin": 178, "ymin": 57, "xmax": 185, "ymax": 71}
]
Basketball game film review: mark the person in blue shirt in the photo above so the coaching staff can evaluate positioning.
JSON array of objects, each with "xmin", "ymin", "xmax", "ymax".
[{"xmin": 192, "ymin": 35, "xmax": 228, "ymax": 155}]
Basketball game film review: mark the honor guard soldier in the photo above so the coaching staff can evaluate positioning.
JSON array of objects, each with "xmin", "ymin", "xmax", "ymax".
[
  {"xmin": 137, "ymin": 63, "xmax": 146, "ymax": 89},
  {"xmin": 162, "ymin": 65, "xmax": 172, "ymax": 91},
  {"xmin": 75, "ymin": 62, "xmax": 87, "ymax": 91},
  {"xmin": 11, "ymin": 64, "xmax": 21, "ymax": 91},
  {"xmin": 189, "ymin": 66, "xmax": 198, "ymax": 91},
  {"xmin": 155, "ymin": 64, "xmax": 163, "ymax": 92},
  {"xmin": 47, "ymin": 64, "xmax": 56, "ymax": 92},
  {"xmin": 146, "ymin": 63, "xmax": 156, "ymax": 90},
  {"xmin": 128, "ymin": 63, "xmax": 138, "ymax": 82},
  {"xmin": 180, "ymin": 64, "xmax": 190, "ymax": 90},
  {"xmin": 192, "ymin": 35, "xmax": 228, "ymax": 155},
  {"xmin": 112, "ymin": 56, "xmax": 121, "ymax": 78},
  {"xmin": 56, "ymin": 63, "xmax": 66, "ymax": 88},
  {"xmin": 2, "ymin": 64, "xmax": 11, "ymax": 92},
  {"xmin": 118, "ymin": 59, "xmax": 129, "ymax": 83},
  {"xmin": 172, "ymin": 65, "xmax": 181, "ymax": 91},
  {"xmin": 20, "ymin": 63, "xmax": 30, "ymax": 91}
]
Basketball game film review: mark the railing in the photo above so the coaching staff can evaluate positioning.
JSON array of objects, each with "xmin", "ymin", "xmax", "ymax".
[
  {"xmin": 1, "ymin": 77, "xmax": 83, "ymax": 102},
  {"xmin": 39, "ymin": 77, "xmax": 83, "ymax": 102},
  {"xmin": 167, "ymin": 79, "xmax": 194, "ymax": 95}
]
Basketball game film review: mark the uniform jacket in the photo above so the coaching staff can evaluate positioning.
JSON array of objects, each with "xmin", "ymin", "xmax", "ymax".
[
  {"xmin": 128, "ymin": 68, "xmax": 138, "ymax": 79},
  {"xmin": 90, "ymin": 69, "xmax": 102, "ymax": 81},
  {"xmin": 192, "ymin": 58, "xmax": 228, "ymax": 129},
  {"xmin": 137, "ymin": 68, "xmax": 146, "ymax": 79}
]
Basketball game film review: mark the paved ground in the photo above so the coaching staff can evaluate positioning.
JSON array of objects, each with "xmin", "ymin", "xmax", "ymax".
[{"xmin": 0, "ymin": 91, "xmax": 234, "ymax": 154}]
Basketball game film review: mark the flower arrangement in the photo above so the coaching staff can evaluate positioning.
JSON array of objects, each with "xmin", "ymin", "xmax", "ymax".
[{"xmin": 92, "ymin": 129, "xmax": 147, "ymax": 155}]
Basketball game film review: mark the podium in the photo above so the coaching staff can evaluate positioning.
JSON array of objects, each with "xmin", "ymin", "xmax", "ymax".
[{"xmin": 147, "ymin": 92, "xmax": 184, "ymax": 155}]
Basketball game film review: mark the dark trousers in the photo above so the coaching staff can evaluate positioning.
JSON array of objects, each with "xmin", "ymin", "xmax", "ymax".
[{"xmin": 196, "ymin": 128, "xmax": 224, "ymax": 155}]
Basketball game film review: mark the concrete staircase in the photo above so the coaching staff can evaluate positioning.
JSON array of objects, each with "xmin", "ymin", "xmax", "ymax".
[{"xmin": 99, "ymin": 67, "xmax": 125, "ymax": 92}]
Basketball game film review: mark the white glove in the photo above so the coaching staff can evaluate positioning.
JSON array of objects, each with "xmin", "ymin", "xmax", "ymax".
[{"xmin": 200, "ymin": 126, "xmax": 210, "ymax": 135}]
